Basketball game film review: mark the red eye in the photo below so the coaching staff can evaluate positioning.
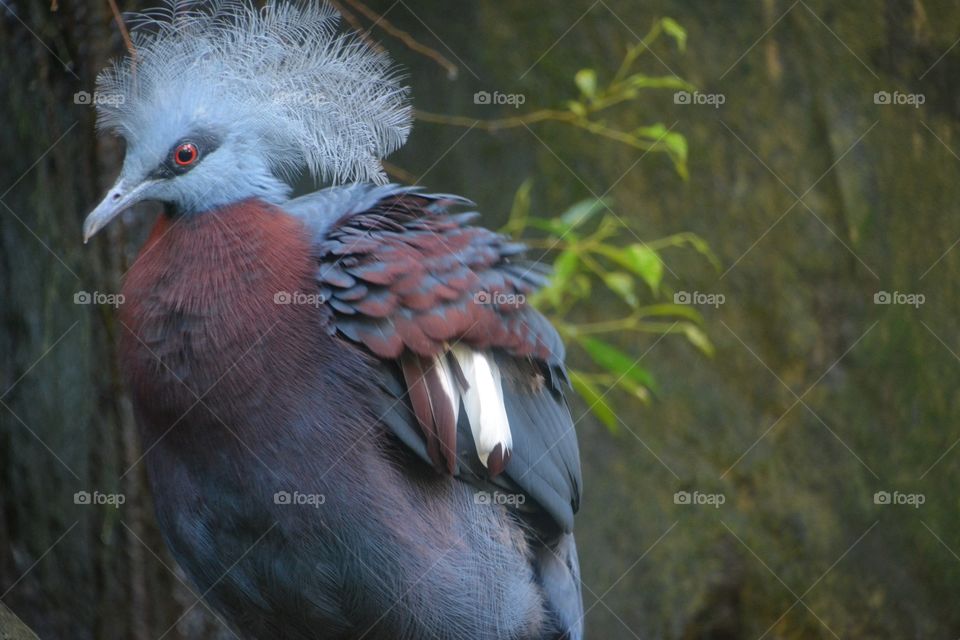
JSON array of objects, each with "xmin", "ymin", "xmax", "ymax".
[{"xmin": 174, "ymin": 142, "xmax": 198, "ymax": 167}]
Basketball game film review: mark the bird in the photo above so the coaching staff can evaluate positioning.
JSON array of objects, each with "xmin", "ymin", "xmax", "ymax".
[{"xmin": 82, "ymin": 2, "xmax": 583, "ymax": 638}]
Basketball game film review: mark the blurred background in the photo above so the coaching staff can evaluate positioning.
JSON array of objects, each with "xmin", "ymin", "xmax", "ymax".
[{"xmin": 2, "ymin": 1, "xmax": 960, "ymax": 638}]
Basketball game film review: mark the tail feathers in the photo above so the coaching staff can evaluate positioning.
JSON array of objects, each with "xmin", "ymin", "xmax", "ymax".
[{"xmin": 533, "ymin": 533, "xmax": 583, "ymax": 640}]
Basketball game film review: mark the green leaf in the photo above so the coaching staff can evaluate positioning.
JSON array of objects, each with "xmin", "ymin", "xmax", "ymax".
[
  {"xmin": 682, "ymin": 324, "xmax": 715, "ymax": 357},
  {"xmin": 603, "ymin": 271, "xmax": 638, "ymax": 307},
  {"xmin": 635, "ymin": 124, "xmax": 689, "ymax": 179},
  {"xmin": 575, "ymin": 68, "xmax": 598, "ymax": 98},
  {"xmin": 637, "ymin": 303, "xmax": 704, "ymax": 324},
  {"xmin": 566, "ymin": 100, "xmax": 587, "ymax": 117},
  {"xmin": 660, "ymin": 17, "xmax": 687, "ymax": 52},
  {"xmin": 616, "ymin": 376, "xmax": 652, "ymax": 405},
  {"xmin": 541, "ymin": 249, "xmax": 580, "ymax": 307},
  {"xmin": 524, "ymin": 217, "xmax": 575, "ymax": 237},
  {"xmin": 578, "ymin": 336, "xmax": 659, "ymax": 393},
  {"xmin": 502, "ymin": 178, "xmax": 533, "ymax": 237},
  {"xmin": 556, "ymin": 198, "xmax": 609, "ymax": 232},
  {"xmin": 554, "ymin": 249, "xmax": 580, "ymax": 280},
  {"xmin": 622, "ymin": 74, "xmax": 694, "ymax": 92},
  {"xmin": 674, "ymin": 233, "xmax": 722, "ymax": 271},
  {"xmin": 569, "ymin": 370, "xmax": 619, "ymax": 433},
  {"xmin": 571, "ymin": 273, "xmax": 592, "ymax": 298},
  {"xmin": 636, "ymin": 125, "xmax": 688, "ymax": 158},
  {"xmin": 620, "ymin": 244, "xmax": 663, "ymax": 294}
]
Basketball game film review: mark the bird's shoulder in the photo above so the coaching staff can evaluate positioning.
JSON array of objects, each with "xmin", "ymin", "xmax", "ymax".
[{"xmin": 281, "ymin": 183, "xmax": 582, "ymax": 534}]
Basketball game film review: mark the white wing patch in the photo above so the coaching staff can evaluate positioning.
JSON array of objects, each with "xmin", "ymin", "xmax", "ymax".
[{"xmin": 434, "ymin": 347, "xmax": 513, "ymax": 473}]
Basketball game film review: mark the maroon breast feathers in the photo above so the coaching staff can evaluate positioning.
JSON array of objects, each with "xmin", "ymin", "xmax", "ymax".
[{"xmin": 119, "ymin": 199, "xmax": 321, "ymax": 426}]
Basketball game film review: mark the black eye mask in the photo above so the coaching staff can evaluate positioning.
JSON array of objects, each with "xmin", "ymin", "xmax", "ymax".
[{"xmin": 148, "ymin": 132, "xmax": 224, "ymax": 180}]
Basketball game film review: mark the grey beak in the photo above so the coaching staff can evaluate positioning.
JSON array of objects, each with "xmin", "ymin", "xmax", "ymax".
[{"xmin": 82, "ymin": 178, "xmax": 154, "ymax": 243}]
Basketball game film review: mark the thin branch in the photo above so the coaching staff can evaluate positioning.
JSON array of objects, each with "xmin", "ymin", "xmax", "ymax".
[
  {"xmin": 106, "ymin": 0, "xmax": 135, "ymax": 60},
  {"xmin": 415, "ymin": 108, "xmax": 574, "ymax": 131},
  {"xmin": 342, "ymin": 0, "xmax": 459, "ymax": 78},
  {"xmin": 106, "ymin": 0, "xmax": 137, "ymax": 80},
  {"xmin": 381, "ymin": 160, "xmax": 417, "ymax": 184},
  {"xmin": 326, "ymin": 0, "xmax": 386, "ymax": 54},
  {"xmin": 415, "ymin": 109, "xmax": 666, "ymax": 154},
  {"xmin": 612, "ymin": 20, "xmax": 662, "ymax": 85}
]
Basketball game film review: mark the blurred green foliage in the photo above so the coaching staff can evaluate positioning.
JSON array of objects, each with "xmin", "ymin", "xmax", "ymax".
[
  {"xmin": 416, "ymin": 17, "xmax": 693, "ymax": 176},
  {"xmin": 455, "ymin": 16, "xmax": 717, "ymax": 430},
  {"xmin": 567, "ymin": 17, "xmax": 693, "ymax": 177},
  {"xmin": 503, "ymin": 178, "xmax": 717, "ymax": 430}
]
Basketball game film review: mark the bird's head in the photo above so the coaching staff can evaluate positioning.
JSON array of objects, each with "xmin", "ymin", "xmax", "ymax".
[{"xmin": 83, "ymin": 0, "xmax": 412, "ymax": 242}]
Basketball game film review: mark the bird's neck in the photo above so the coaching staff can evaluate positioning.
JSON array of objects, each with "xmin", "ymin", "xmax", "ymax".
[{"xmin": 118, "ymin": 199, "xmax": 333, "ymax": 439}]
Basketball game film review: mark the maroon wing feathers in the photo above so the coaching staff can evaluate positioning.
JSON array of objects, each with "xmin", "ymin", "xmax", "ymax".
[
  {"xmin": 312, "ymin": 189, "xmax": 564, "ymax": 473},
  {"xmin": 314, "ymin": 191, "xmax": 562, "ymax": 364}
]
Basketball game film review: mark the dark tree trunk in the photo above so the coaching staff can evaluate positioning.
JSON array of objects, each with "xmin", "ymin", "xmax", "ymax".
[{"xmin": 0, "ymin": 2, "xmax": 224, "ymax": 638}]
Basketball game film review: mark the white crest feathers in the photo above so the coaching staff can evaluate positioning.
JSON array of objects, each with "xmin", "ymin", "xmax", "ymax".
[{"xmin": 95, "ymin": 0, "xmax": 412, "ymax": 185}]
